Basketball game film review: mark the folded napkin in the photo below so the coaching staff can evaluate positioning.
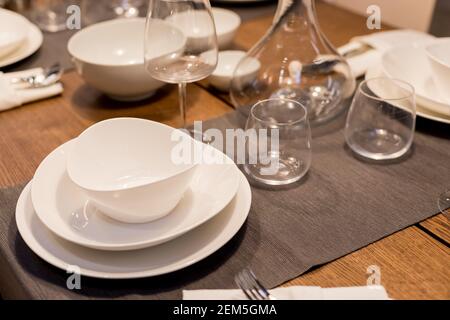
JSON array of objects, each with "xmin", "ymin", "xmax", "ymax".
[
  {"xmin": 0, "ymin": 68, "xmax": 63, "ymax": 112},
  {"xmin": 338, "ymin": 29, "xmax": 435, "ymax": 78},
  {"xmin": 183, "ymin": 285, "xmax": 390, "ymax": 300}
]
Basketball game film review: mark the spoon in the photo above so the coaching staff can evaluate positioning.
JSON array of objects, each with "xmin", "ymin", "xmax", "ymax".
[{"xmin": 11, "ymin": 63, "xmax": 63, "ymax": 88}]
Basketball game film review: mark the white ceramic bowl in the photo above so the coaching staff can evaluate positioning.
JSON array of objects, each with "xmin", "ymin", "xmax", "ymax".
[
  {"xmin": 0, "ymin": 9, "xmax": 28, "ymax": 59},
  {"xmin": 167, "ymin": 8, "xmax": 241, "ymax": 50},
  {"xmin": 68, "ymin": 18, "xmax": 186, "ymax": 101},
  {"xmin": 209, "ymin": 50, "xmax": 260, "ymax": 92},
  {"xmin": 213, "ymin": 8, "xmax": 241, "ymax": 49},
  {"xmin": 426, "ymin": 38, "xmax": 450, "ymax": 103},
  {"xmin": 67, "ymin": 118, "xmax": 198, "ymax": 223}
]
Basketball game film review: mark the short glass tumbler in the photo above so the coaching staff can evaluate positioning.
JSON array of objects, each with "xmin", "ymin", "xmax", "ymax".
[
  {"xmin": 345, "ymin": 78, "xmax": 416, "ymax": 160},
  {"xmin": 244, "ymin": 98, "xmax": 312, "ymax": 186}
]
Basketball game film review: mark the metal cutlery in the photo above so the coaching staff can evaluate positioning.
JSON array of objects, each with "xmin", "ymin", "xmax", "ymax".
[
  {"xmin": 10, "ymin": 63, "xmax": 63, "ymax": 88},
  {"xmin": 235, "ymin": 268, "xmax": 276, "ymax": 300}
]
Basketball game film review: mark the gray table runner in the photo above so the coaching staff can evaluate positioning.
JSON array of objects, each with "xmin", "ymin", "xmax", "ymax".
[{"xmin": 0, "ymin": 110, "xmax": 449, "ymax": 299}]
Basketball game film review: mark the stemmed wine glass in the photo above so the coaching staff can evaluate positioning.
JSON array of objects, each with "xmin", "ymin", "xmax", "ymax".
[{"xmin": 144, "ymin": 0, "xmax": 218, "ymax": 139}]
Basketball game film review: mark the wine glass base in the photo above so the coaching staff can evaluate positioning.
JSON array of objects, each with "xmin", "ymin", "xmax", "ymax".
[{"xmin": 243, "ymin": 156, "xmax": 308, "ymax": 186}]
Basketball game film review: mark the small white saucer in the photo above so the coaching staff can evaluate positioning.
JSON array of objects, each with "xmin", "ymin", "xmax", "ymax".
[
  {"xmin": 31, "ymin": 140, "xmax": 241, "ymax": 251},
  {"xmin": 16, "ymin": 173, "xmax": 251, "ymax": 279},
  {"xmin": 0, "ymin": 18, "xmax": 43, "ymax": 68},
  {"xmin": 367, "ymin": 60, "xmax": 450, "ymax": 125}
]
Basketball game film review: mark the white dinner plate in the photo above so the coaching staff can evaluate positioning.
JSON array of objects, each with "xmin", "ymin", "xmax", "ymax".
[
  {"xmin": 31, "ymin": 140, "xmax": 241, "ymax": 251},
  {"xmin": 16, "ymin": 174, "xmax": 251, "ymax": 279},
  {"xmin": 0, "ymin": 9, "xmax": 29, "ymax": 59},
  {"xmin": 381, "ymin": 44, "xmax": 450, "ymax": 116},
  {"xmin": 366, "ymin": 60, "xmax": 450, "ymax": 125},
  {"xmin": 0, "ymin": 18, "xmax": 43, "ymax": 68}
]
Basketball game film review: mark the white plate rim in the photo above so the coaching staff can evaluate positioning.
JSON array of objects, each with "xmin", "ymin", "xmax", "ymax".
[
  {"xmin": 381, "ymin": 44, "xmax": 450, "ymax": 114},
  {"xmin": 16, "ymin": 173, "xmax": 251, "ymax": 279},
  {"xmin": 0, "ymin": 19, "xmax": 43, "ymax": 68},
  {"xmin": 31, "ymin": 139, "xmax": 241, "ymax": 251},
  {"xmin": 365, "ymin": 60, "xmax": 450, "ymax": 125}
]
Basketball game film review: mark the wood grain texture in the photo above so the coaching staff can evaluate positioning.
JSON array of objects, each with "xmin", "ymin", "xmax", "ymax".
[
  {"xmin": 284, "ymin": 226, "xmax": 450, "ymax": 300},
  {"xmin": 420, "ymin": 213, "xmax": 450, "ymax": 245}
]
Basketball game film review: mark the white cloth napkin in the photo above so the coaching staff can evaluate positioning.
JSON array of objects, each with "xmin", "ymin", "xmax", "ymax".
[
  {"xmin": 183, "ymin": 285, "xmax": 389, "ymax": 300},
  {"xmin": 0, "ymin": 68, "xmax": 63, "ymax": 111},
  {"xmin": 338, "ymin": 29, "xmax": 435, "ymax": 78}
]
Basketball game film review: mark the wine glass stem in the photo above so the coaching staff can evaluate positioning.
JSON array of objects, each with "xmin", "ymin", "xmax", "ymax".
[{"xmin": 178, "ymin": 82, "xmax": 187, "ymax": 128}]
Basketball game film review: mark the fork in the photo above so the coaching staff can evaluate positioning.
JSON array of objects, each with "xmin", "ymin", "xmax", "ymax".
[{"xmin": 234, "ymin": 268, "xmax": 276, "ymax": 300}]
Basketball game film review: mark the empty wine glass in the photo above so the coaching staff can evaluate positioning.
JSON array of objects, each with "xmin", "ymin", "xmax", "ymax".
[
  {"xmin": 345, "ymin": 77, "xmax": 416, "ymax": 161},
  {"xmin": 144, "ymin": 0, "xmax": 218, "ymax": 139},
  {"xmin": 30, "ymin": 0, "xmax": 76, "ymax": 32},
  {"xmin": 244, "ymin": 98, "xmax": 312, "ymax": 186}
]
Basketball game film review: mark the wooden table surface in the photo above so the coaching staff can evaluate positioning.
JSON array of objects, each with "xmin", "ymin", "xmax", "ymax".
[{"xmin": 0, "ymin": 1, "xmax": 448, "ymax": 300}]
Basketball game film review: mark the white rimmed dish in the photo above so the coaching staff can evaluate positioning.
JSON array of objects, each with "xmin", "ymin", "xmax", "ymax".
[
  {"xmin": 18, "ymin": 172, "xmax": 250, "ymax": 279},
  {"xmin": 32, "ymin": 139, "xmax": 240, "ymax": 251},
  {"xmin": 0, "ymin": 18, "xmax": 43, "ymax": 68},
  {"xmin": 67, "ymin": 118, "xmax": 199, "ymax": 223},
  {"xmin": 209, "ymin": 50, "xmax": 260, "ymax": 92},
  {"xmin": 0, "ymin": 9, "xmax": 28, "ymax": 59},
  {"xmin": 68, "ymin": 18, "xmax": 186, "ymax": 101},
  {"xmin": 381, "ymin": 44, "xmax": 450, "ymax": 116},
  {"xmin": 366, "ymin": 58, "xmax": 450, "ymax": 125},
  {"xmin": 426, "ymin": 38, "xmax": 450, "ymax": 104}
]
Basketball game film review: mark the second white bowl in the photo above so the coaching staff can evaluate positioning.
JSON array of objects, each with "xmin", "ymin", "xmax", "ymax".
[
  {"xmin": 209, "ymin": 50, "xmax": 260, "ymax": 92},
  {"xmin": 67, "ymin": 118, "xmax": 198, "ymax": 223},
  {"xmin": 68, "ymin": 18, "xmax": 186, "ymax": 101}
]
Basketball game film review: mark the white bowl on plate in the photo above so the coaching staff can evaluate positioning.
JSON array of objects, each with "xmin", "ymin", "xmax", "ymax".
[
  {"xmin": 167, "ymin": 8, "xmax": 241, "ymax": 50},
  {"xmin": 209, "ymin": 50, "xmax": 260, "ymax": 91},
  {"xmin": 0, "ymin": 9, "xmax": 29, "ymax": 58},
  {"xmin": 426, "ymin": 38, "xmax": 450, "ymax": 103},
  {"xmin": 67, "ymin": 118, "xmax": 198, "ymax": 223},
  {"xmin": 68, "ymin": 18, "xmax": 186, "ymax": 101}
]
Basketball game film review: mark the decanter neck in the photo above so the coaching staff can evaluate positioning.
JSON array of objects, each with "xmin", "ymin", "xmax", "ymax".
[{"xmin": 274, "ymin": 0, "xmax": 317, "ymax": 24}]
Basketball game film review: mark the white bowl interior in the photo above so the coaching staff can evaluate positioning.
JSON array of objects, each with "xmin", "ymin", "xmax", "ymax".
[
  {"xmin": 214, "ymin": 51, "xmax": 246, "ymax": 76},
  {"xmin": 214, "ymin": 50, "xmax": 259, "ymax": 77},
  {"xmin": 68, "ymin": 18, "xmax": 186, "ymax": 66},
  {"xmin": 67, "ymin": 118, "xmax": 196, "ymax": 191}
]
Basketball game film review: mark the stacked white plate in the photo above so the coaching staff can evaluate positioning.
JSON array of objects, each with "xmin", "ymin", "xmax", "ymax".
[
  {"xmin": 16, "ymin": 118, "xmax": 251, "ymax": 279},
  {"xmin": 368, "ymin": 42, "xmax": 450, "ymax": 124},
  {"xmin": 0, "ymin": 8, "xmax": 43, "ymax": 68}
]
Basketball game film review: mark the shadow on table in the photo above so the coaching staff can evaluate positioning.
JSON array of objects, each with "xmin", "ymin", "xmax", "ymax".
[
  {"xmin": 12, "ymin": 215, "xmax": 252, "ymax": 299},
  {"xmin": 70, "ymin": 83, "xmax": 198, "ymax": 125}
]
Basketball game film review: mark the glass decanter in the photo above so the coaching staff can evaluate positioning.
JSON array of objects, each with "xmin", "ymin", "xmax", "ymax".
[{"xmin": 230, "ymin": 0, "xmax": 355, "ymax": 125}]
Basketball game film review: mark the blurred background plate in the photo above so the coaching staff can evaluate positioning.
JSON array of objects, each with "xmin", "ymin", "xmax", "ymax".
[
  {"xmin": 0, "ymin": 8, "xmax": 29, "ymax": 59},
  {"xmin": 0, "ymin": 19, "xmax": 43, "ymax": 68}
]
